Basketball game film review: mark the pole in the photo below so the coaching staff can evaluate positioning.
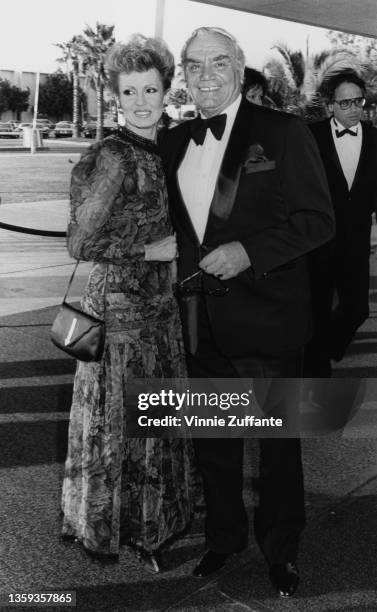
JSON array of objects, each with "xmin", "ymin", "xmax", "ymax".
[
  {"xmin": 154, "ymin": 0, "xmax": 166, "ymax": 38},
  {"xmin": 31, "ymin": 71, "xmax": 40, "ymax": 155}
]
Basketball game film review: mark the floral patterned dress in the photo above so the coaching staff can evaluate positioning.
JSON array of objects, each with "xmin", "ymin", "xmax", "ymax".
[{"xmin": 61, "ymin": 128, "xmax": 195, "ymax": 556}]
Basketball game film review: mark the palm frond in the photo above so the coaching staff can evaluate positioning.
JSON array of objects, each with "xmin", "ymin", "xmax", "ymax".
[{"xmin": 289, "ymin": 50, "xmax": 305, "ymax": 88}]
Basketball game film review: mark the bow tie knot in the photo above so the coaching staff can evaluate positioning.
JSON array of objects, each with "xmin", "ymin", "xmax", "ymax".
[
  {"xmin": 190, "ymin": 114, "xmax": 227, "ymax": 146},
  {"xmin": 336, "ymin": 127, "xmax": 357, "ymax": 138}
]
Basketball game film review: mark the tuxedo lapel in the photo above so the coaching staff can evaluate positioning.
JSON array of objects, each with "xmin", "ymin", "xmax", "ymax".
[
  {"xmin": 203, "ymin": 99, "xmax": 255, "ymax": 240},
  {"xmin": 324, "ymin": 120, "xmax": 344, "ymax": 178},
  {"xmin": 350, "ymin": 122, "xmax": 370, "ymax": 193},
  {"xmin": 163, "ymin": 121, "xmax": 191, "ymax": 181}
]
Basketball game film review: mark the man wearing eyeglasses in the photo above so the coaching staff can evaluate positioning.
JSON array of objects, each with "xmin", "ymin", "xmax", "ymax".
[
  {"xmin": 304, "ymin": 71, "xmax": 377, "ymax": 376},
  {"xmin": 160, "ymin": 27, "xmax": 334, "ymax": 597}
]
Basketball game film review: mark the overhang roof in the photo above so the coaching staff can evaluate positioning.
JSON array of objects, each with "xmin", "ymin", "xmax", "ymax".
[{"xmin": 190, "ymin": 0, "xmax": 377, "ymax": 38}]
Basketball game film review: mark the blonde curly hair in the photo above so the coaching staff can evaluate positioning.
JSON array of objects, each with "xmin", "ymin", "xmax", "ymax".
[{"xmin": 105, "ymin": 34, "xmax": 175, "ymax": 93}]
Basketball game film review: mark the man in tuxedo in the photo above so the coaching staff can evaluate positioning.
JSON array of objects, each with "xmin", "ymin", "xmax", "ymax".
[
  {"xmin": 160, "ymin": 27, "xmax": 334, "ymax": 597},
  {"xmin": 304, "ymin": 71, "xmax": 377, "ymax": 376}
]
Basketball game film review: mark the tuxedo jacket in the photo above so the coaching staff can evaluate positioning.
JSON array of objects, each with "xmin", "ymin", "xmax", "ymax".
[
  {"xmin": 159, "ymin": 99, "xmax": 334, "ymax": 358},
  {"xmin": 309, "ymin": 118, "xmax": 377, "ymax": 260}
]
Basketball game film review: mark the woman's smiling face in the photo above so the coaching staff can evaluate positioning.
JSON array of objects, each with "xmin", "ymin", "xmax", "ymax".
[{"xmin": 118, "ymin": 68, "xmax": 165, "ymax": 139}]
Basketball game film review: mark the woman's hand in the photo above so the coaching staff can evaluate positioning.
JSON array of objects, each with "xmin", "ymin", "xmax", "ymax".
[{"xmin": 144, "ymin": 235, "xmax": 177, "ymax": 262}]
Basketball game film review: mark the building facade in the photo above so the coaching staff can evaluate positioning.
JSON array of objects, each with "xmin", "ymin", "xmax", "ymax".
[
  {"xmin": 0, "ymin": 70, "xmax": 50, "ymax": 122},
  {"xmin": 0, "ymin": 69, "xmax": 97, "ymax": 123}
]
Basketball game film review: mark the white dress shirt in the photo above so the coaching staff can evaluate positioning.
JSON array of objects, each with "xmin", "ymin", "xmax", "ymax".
[
  {"xmin": 331, "ymin": 117, "xmax": 362, "ymax": 190},
  {"xmin": 178, "ymin": 95, "xmax": 242, "ymax": 244}
]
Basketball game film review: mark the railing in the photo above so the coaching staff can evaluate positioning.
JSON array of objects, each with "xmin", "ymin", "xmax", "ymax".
[{"xmin": 0, "ymin": 221, "xmax": 66, "ymax": 237}]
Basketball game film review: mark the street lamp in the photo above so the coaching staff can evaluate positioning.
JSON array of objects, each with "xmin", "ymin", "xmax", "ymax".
[{"xmin": 154, "ymin": 0, "xmax": 166, "ymax": 38}]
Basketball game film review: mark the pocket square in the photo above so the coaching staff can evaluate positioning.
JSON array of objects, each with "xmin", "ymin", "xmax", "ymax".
[
  {"xmin": 243, "ymin": 143, "xmax": 276, "ymax": 173},
  {"xmin": 244, "ymin": 160, "xmax": 276, "ymax": 174}
]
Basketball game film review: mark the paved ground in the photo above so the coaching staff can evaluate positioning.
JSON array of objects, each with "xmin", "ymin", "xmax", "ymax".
[
  {"xmin": 0, "ymin": 136, "xmax": 89, "ymax": 152},
  {"xmin": 0, "ymin": 198, "xmax": 377, "ymax": 611}
]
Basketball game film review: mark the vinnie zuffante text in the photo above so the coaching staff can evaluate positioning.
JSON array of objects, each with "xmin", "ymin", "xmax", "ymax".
[{"xmin": 136, "ymin": 389, "xmax": 283, "ymax": 429}]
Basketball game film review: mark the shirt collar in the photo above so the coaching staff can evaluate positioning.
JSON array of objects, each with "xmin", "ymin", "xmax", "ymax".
[
  {"xmin": 222, "ymin": 94, "xmax": 242, "ymax": 124},
  {"xmin": 332, "ymin": 116, "xmax": 360, "ymax": 135},
  {"xmin": 199, "ymin": 94, "xmax": 242, "ymax": 126}
]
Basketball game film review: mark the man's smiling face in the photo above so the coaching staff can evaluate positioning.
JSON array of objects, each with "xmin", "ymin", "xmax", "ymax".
[{"xmin": 184, "ymin": 30, "xmax": 242, "ymax": 118}]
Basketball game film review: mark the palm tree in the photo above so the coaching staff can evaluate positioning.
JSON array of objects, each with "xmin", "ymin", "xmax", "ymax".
[
  {"xmin": 264, "ymin": 42, "xmax": 363, "ymax": 118},
  {"xmin": 56, "ymin": 36, "xmax": 82, "ymax": 137},
  {"xmin": 75, "ymin": 23, "xmax": 115, "ymax": 141},
  {"xmin": 264, "ymin": 44, "xmax": 307, "ymax": 113}
]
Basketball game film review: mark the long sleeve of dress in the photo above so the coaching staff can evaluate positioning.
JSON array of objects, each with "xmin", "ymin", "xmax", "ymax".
[{"xmin": 67, "ymin": 140, "xmax": 146, "ymax": 263}]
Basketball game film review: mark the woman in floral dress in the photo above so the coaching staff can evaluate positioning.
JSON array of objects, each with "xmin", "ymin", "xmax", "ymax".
[{"xmin": 61, "ymin": 35, "xmax": 195, "ymax": 572}]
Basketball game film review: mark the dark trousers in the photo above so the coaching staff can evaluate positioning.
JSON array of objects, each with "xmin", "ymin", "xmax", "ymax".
[
  {"xmin": 186, "ymin": 299, "xmax": 305, "ymax": 565},
  {"xmin": 304, "ymin": 253, "xmax": 370, "ymax": 376}
]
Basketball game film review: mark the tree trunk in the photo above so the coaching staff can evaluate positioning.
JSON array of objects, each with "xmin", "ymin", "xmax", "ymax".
[
  {"xmin": 96, "ymin": 82, "xmax": 104, "ymax": 141},
  {"xmin": 72, "ymin": 61, "xmax": 80, "ymax": 138}
]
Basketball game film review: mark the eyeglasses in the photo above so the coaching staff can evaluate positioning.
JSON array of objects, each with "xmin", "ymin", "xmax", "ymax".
[
  {"xmin": 175, "ymin": 269, "xmax": 229, "ymax": 297},
  {"xmin": 333, "ymin": 97, "xmax": 365, "ymax": 110}
]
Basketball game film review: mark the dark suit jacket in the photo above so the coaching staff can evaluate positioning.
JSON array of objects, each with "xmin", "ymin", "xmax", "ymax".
[
  {"xmin": 309, "ymin": 118, "xmax": 377, "ymax": 259},
  {"xmin": 159, "ymin": 99, "xmax": 334, "ymax": 358}
]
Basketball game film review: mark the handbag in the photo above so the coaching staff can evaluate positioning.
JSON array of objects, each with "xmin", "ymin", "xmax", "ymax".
[{"xmin": 51, "ymin": 261, "xmax": 106, "ymax": 361}]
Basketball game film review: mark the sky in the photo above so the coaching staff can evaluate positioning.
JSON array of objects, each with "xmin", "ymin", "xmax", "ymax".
[{"xmin": 2, "ymin": 0, "xmax": 332, "ymax": 74}]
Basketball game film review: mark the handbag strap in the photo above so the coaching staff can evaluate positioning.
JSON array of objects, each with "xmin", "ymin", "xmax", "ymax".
[
  {"xmin": 63, "ymin": 260, "xmax": 80, "ymax": 302},
  {"xmin": 63, "ymin": 260, "xmax": 109, "ymax": 320}
]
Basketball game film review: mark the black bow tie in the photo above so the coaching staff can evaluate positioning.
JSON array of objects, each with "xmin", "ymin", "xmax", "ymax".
[
  {"xmin": 190, "ymin": 114, "xmax": 226, "ymax": 146},
  {"xmin": 336, "ymin": 127, "xmax": 357, "ymax": 138}
]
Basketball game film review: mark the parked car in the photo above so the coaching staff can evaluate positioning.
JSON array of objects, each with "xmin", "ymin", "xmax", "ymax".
[
  {"xmin": 0, "ymin": 123, "xmax": 20, "ymax": 138},
  {"xmin": 15, "ymin": 122, "xmax": 51, "ymax": 138},
  {"xmin": 37, "ymin": 118, "xmax": 55, "ymax": 130},
  {"xmin": 181, "ymin": 110, "xmax": 196, "ymax": 119},
  {"xmin": 83, "ymin": 121, "xmax": 118, "ymax": 139},
  {"xmin": 6, "ymin": 120, "xmax": 22, "ymax": 130},
  {"xmin": 53, "ymin": 122, "xmax": 73, "ymax": 138}
]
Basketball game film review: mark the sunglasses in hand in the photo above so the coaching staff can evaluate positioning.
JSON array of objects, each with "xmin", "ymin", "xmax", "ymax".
[{"xmin": 175, "ymin": 269, "xmax": 229, "ymax": 296}]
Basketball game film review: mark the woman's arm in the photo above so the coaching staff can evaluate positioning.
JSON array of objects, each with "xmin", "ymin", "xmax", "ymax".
[
  {"xmin": 68, "ymin": 143, "xmax": 145, "ymax": 262},
  {"xmin": 68, "ymin": 141, "xmax": 177, "ymax": 264}
]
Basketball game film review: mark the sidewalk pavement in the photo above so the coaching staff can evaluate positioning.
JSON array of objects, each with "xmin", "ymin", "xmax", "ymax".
[
  {"xmin": 0, "ymin": 200, "xmax": 377, "ymax": 611},
  {"xmin": 0, "ymin": 139, "xmax": 88, "ymax": 154}
]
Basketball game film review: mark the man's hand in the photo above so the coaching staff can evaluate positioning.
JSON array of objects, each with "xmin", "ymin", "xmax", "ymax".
[
  {"xmin": 199, "ymin": 241, "xmax": 251, "ymax": 280},
  {"xmin": 144, "ymin": 235, "xmax": 177, "ymax": 261}
]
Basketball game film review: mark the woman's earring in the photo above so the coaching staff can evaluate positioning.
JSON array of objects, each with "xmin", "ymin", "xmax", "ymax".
[{"xmin": 117, "ymin": 107, "xmax": 126, "ymax": 127}]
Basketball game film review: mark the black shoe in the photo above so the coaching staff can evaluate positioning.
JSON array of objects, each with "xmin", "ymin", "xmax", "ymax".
[
  {"xmin": 83, "ymin": 546, "xmax": 119, "ymax": 564},
  {"xmin": 127, "ymin": 541, "xmax": 161, "ymax": 574},
  {"xmin": 193, "ymin": 551, "xmax": 230, "ymax": 578},
  {"xmin": 61, "ymin": 533, "xmax": 78, "ymax": 543},
  {"xmin": 136, "ymin": 548, "xmax": 161, "ymax": 574},
  {"xmin": 269, "ymin": 562, "xmax": 299, "ymax": 597}
]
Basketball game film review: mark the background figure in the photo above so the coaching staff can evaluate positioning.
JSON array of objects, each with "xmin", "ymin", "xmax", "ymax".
[
  {"xmin": 304, "ymin": 70, "xmax": 377, "ymax": 377},
  {"xmin": 242, "ymin": 66, "xmax": 276, "ymax": 108},
  {"xmin": 61, "ymin": 35, "xmax": 195, "ymax": 573},
  {"xmin": 160, "ymin": 26, "xmax": 334, "ymax": 597}
]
